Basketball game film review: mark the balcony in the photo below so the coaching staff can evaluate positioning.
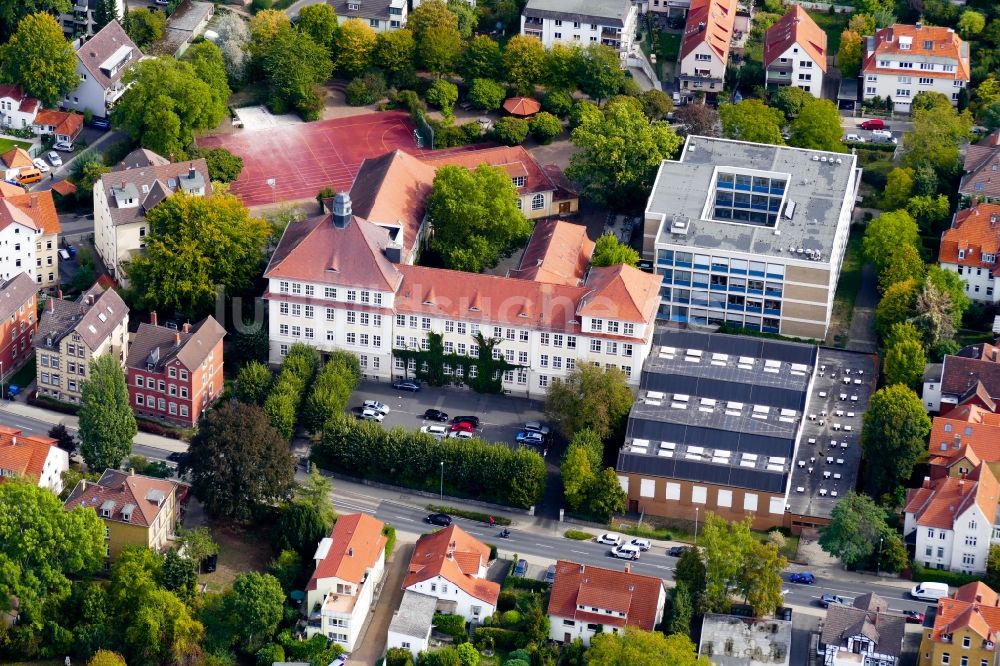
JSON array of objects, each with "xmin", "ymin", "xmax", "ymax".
[
  {"xmin": 105, "ymin": 83, "xmax": 129, "ymax": 105},
  {"xmin": 524, "ymin": 16, "xmax": 543, "ymax": 26},
  {"xmin": 767, "ymin": 69, "xmax": 792, "ymax": 82}
]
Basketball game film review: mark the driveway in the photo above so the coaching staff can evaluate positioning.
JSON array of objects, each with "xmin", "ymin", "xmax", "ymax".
[{"xmin": 346, "ymin": 542, "xmax": 414, "ymax": 666}]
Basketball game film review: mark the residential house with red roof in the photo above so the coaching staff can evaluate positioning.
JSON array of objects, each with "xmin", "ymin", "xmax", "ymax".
[
  {"xmin": 63, "ymin": 468, "xmax": 182, "ymax": 562},
  {"xmin": 0, "ymin": 197, "xmax": 44, "ymax": 285},
  {"xmin": 819, "ymin": 593, "xmax": 905, "ymax": 666},
  {"xmin": 305, "ymin": 513, "xmax": 386, "ymax": 650},
  {"xmin": 764, "ymin": 6, "xmax": 827, "ymax": 97},
  {"xmin": 939, "ymin": 203, "xmax": 1000, "ymax": 303},
  {"xmin": 0, "ymin": 85, "xmax": 40, "ymax": 132},
  {"xmin": 1, "ymin": 190, "xmax": 63, "ymax": 290},
  {"xmin": 960, "ymin": 130, "xmax": 1000, "ymax": 203},
  {"xmin": 862, "ymin": 24, "xmax": 970, "ymax": 114},
  {"xmin": 0, "ymin": 425, "xmax": 68, "ymax": 494},
  {"xmin": 922, "ymin": 341, "xmax": 1000, "ymax": 414},
  {"xmin": 918, "ymin": 582, "xmax": 1000, "ymax": 666},
  {"xmin": 125, "ymin": 314, "xmax": 225, "ymax": 427},
  {"xmin": 678, "ymin": 0, "xmax": 738, "ymax": 102},
  {"xmin": 32, "ymin": 109, "xmax": 84, "ymax": 147},
  {"xmin": 402, "ymin": 524, "xmax": 499, "ymax": 622},
  {"xmin": 903, "ymin": 462, "xmax": 1000, "ymax": 574},
  {"xmin": 64, "ymin": 20, "xmax": 141, "ymax": 119},
  {"xmin": 547, "ymin": 560, "xmax": 666, "ymax": 646},
  {"xmin": 0, "ymin": 273, "xmax": 39, "ymax": 378},
  {"xmin": 927, "ymin": 405, "xmax": 1000, "ymax": 482}
]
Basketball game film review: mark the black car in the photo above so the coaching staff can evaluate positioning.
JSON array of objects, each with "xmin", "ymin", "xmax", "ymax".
[
  {"xmin": 393, "ymin": 380, "xmax": 421, "ymax": 392},
  {"xmin": 166, "ymin": 451, "xmax": 187, "ymax": 464},
  {"xmin": 88, "ymin": 116, "xmax": 111, "ymax": 130},
  {"xmin": 451, "ymin": 415, "xmax": 480, "ymax": 428},
  {"xmin": 668, "ymin": 546, "xmax": 691, "ymax": 557},
  {"xmin": 425, "ymin": 513, "xmax": 452, "ymax": 527},
  {"xmin": 423, "ymin": 409, "xmax": 449, "ymax": 422}
]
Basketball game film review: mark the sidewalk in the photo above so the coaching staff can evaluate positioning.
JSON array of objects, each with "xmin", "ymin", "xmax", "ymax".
[{"xmin": 0, "ymin": 400, "xmax": 187, "ymax": 452}]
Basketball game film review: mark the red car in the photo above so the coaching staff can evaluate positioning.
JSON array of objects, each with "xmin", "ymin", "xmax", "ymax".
[
  {"xmin": 859, "ymin": 119, "xmax": 887, "ymax": 130},
  {"xmin": 450, "ymin": 421, "xmax": 475, "ymax": 433}
]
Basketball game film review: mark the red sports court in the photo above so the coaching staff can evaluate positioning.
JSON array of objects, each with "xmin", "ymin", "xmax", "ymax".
[{"xmin": 196, "ymin": 111, "xmax": 475, "ymax": 207}]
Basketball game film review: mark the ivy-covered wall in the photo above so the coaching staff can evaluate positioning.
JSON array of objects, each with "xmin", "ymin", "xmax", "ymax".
[{"xmin": 392, "ymin": 332, "xmax": 521, "ymax": 394}]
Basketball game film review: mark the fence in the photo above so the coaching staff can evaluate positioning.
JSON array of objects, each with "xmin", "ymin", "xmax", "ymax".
[
  {"xmin": 627, "ymin": 51, "xmax": 663, "ymax": 91},
  {"xmin": 413, "ymin": 110, "xmax": 434, "ymax": 149}
]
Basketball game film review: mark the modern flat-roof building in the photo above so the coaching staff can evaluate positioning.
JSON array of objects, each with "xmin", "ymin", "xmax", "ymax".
[
  {"xmin": 643, "ymin": 136, "xmax": 861, "ymax": 340},
  {"xmin": 617, "ymin": 329, "xmax": 875, "ymax": 532},
  {"xmin": 520, "ymin": 0, "xmax": 638, "ymax": 63}
]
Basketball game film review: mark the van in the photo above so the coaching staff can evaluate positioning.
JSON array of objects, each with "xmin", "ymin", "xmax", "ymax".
[
  {"xmin": 17, "ymin": 168, "xmax": 42, "ymax": 185},
  {"xmin": 910, "ymin": 582, "xmax": 949, "ymax": 601}
]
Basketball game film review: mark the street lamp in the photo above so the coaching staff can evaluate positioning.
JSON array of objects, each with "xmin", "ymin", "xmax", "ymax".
[
  {"xmin": 694, "ymin": 507, "xmax": 700, "ymax": 544},
  {"xmin": 439, "ymin": 461, "xmax": 444, "ymax": 500},
  {"xmin": 876, "ymin": 536, "xmax": 884, "ymax": 577}
]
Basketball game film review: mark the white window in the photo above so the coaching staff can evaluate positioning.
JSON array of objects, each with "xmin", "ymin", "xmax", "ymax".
[
  {"xmin": 691, "ymin": 486, "xmax": 707, "ymax": 504},
  {"xmin": 512, "ymin": 176, "xmax": 525, "ymax": 187},
  {"xmin": 590, "ymin": 339, "xmax": 601, "ymax": 353},
  {"xmin": 743, "ymin": 493, "xmax": 758, "ymax": 511},
  {"xmin": 695, "ymin": 53, "xmax": 711, "ymax": 61},
  {"xmin": 639, "ymin": 479, "xmax": 655, "ymax": 498},
  {"xmin": 717, "ymin": 489, "xmax": 732, "ymax": 508}
]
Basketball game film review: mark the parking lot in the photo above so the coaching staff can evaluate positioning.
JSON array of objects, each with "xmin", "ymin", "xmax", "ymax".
[{"xmin": 348, "ymin": 381, "xmax": 550, "ymax": 453}]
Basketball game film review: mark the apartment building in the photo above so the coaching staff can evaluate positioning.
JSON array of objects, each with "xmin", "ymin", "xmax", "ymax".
[
  {"xmin": 57, "ymin": 0, "xmax": 126, "ymax": 38},
  {"xmin": 677, "ymin": 0, "xmax": 738, "ymax": 101},
  {"xmin": 0, "ymin": 198, "xmax": 42, "ymax": 285},
  {"xmin": 0, "ymin": 191, "xmax": 62, "ymax": 290},
  {"xmin": 125, "ymin": 314, "xmax": 225, "ymax": 428},
  {"xmin": 939, "ymin": 203, "xmax": 1000, "ymax": 303},
  {"xmin": 918, "ymin": 582, "xmax": 1000, "ymax": 666},
  {"xmin": 34, "ymin": 283, "xmax": 129, "ymax": 403},
  {"xmin": 94, "ymin": 152, "xmax": 210, "ymax": 284},
  {"xmin": 643, "ymin": 136, "xmax": 861, "ymax": 339},
  {"xmin": 763, "ymin": 6, "xmax": 827, "ymax": 97},
  {"xmin": 65, "ymin": 20, "xmax": 142, "ymax": 119},
  {"xmin": 862, "ymin": 24, "xmax": 970, "ymax": 114},
  {"xmin": 0, "ymin": 425, "xmax": 68, "ymax": 494},
  {"xmin": 547, "ymin": 561, "xmax": 666, "ymax": 646},
  {"xmin": 264, "ymin": 157, "xmax": 660, "ymax": 395},
  {"xmin": 330, "ymin": 0, "xmax": 407, "ymax": 32},
  {"xmin": 922, "ymin": 341, "xmax": 1000, "ymax": 414},
  {"xmin": 0, "ymin": 273, "xmax": 38, "ymax": 376},
  {"xmin": 926, "ymin": 404, "xmax": 1000, "ymax": 482},
  {"xmin": 960, "ymin": 130, "xmax": 1000, "ymax": 203},
  {"xmin": 63, "ymin": 469, "xmax": 182, "ymax": 562},
  {"xmin": 304, "ymin": 514, "xmax": 386, "ymax": 650},
  {"xmin": 521, "ymin": 0, "xmax": 638, "ymax": 62}
]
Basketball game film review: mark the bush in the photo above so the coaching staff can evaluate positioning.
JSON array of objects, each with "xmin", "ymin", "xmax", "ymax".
[
  {"xmin": 502, "ymin": 577, "xmax": 549, "ymax": 593},
  {"xmin": 387, "ymin": 648, "xmax": 415, "ymax": 666},
  {"xmin": 497, "ymin": 591, "xmax": 517, "ymax": 612},
  {"xmin": 263, "ymin": 343, "xmax": 319, "ymax": 440},
  {"xmin": 910, "ymin": 561, "xmax": 979, "ymax": 587},
  {"xmin": 189, "ymin": 147, "xmax": 244, "ymax": 183},
  {"xmin": 433, "ymin": 614, "xmax": 468, "ymax": 643},
  {"xmin": 256, "ymin": 643, "xmax": 284, "ymax": 666},
  {"xmin": 344, "ymin": 71, "xmax": 387, "ymax": 106},
  {"xmin": 391, "ymin": 89, "xmax": 426, "ymax": 117},
  {"xmin": 383, "ymin": 525, "xmax": 397, "ymax": 559},
  {"xmin": 564, "ymin": 530, "xmax": 594, "ymax": 540},
  {"xmin": 542, "ymin": 90, "xmax": 574, "ymax": 118},
  {"xmin": 473, "ymin": 627, "xmax": 524, "ymax": 651},
  {"xmin": 500, "ymin": 610, "xmax": 521, "ymax": 626},
  {"xmin": 426, "ymin": 504, "xmax": 512, "ymax": 526},
  {"xmin": 427, "ymin": 80, "xmax": 459, "ymax": 116},
  {"xmin": 302, "ymin": 350, "xmax": 360, "ymax": 432},
  {"xmin": 430, "ymin": 120, "xmax": 468, "ymax": 148},
  {"xmin": 530, "ymin": 112, "xmax": 562, "ymax": 144},
  {"xmin": 460, "ymin": 122, "xmax": 482, "ymax": 143},
  {"xmin": 488, "ymin": 544, "xmax": 498, "ymax": 561},
  {"xmin": 861, "ymin": 160, "xmax": 895, "ymax": 190},
  {"xmin": 252, "ymin": 0, "xmax": 272, "ymax": 9},
  {"xmin": 467, "ymin": 78, "xmax": 506, "ymax": 111},
  {"xmin": 492, "ymin": 117, "xmax": 530, "ymax": 146}
]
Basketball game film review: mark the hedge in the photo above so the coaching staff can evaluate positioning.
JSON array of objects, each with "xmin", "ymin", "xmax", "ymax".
[
  {"xmin": 312, "ymin": 416, "xmax": 546, "ymax": 508},
  {"xmin": 564, "ymin": 530, "xmax": 594, "ymax": 541},
  {"xmin": 502, "ymin": 577, "xmax": 549, "ymax": 593},
  {"xmin": 383, "ymin": 525, "xmax": 397, "ymax": 560},
  {"xmin": 910, "ymin": 561, "xmax": 979, "ymax": 588},
  {"xmin": 426, "ymin": 504, "xmax": 512, "ymax": 526},
  {"xmin": 473, "ymin": 627, "xmax": 524, "ymax": 651},
  {"xmin": 302, "ymin": 351, "xmax": 360, "ymax": 432},
  {"xmin": 263, "ymin": 343, "xmax": 319, "ymax": 440},
  {"xmin": 433, "ymin": 614, "xmax": 468, "ymax": 643}
]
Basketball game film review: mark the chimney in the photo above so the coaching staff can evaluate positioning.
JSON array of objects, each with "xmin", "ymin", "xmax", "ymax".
[
  {"xmin": 331, "ymin": 192, "xmax": 352, "ymax": 229},
  {"xmin": 29, "ymin": 194, "xmax": 37, "ymax": 208},
  {"xmin": 128, "ymin": 468, "xmax": 135, "ymax": 476},
  {"xmin": 10, "ymin": 436, "xmax": 15, "ymax": 446},
  {"xmin": 81, "ymin": 480, "xmax": 86, "ymax": 490},
  {"xmin": 174, "ymin": 332, "xmax": 181, "ymax": 347},
  {"xmin": 57, "ymin": 289, "xmax": 62, "ymax": 300},
  {"xmin": 923, "ymin": 476, "xmax": 931, "ymax": 489},
  {"xmin": 182, "ymin": 322, "xmax": 190, "ymax": 333},
  {"xmin": 348, "ymin": 547, "xmax": 354, "ymax": 557},
  {"xmin": 151, "ymin": 311, "xmax": 157, "ymax": 327},
  {"xmin": 188, "ymin": 163, "xmax": 195, "ymax": 179}
]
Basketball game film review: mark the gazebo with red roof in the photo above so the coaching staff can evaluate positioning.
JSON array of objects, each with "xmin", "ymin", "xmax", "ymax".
[{"xmin": 502, "ymin": 96, "xmax": 541, "ymax": 117}]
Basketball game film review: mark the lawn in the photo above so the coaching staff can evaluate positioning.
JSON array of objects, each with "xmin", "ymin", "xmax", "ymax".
[
  {"xmin": 826, "ymin": 225, "xmax": 865, "ymax": 347},
  {"xmin": 658, "ymin": 32, "xmax": 682, "ymax": 62},
  {"xmin": 807, "ymin": 10, "xmax": 850, "ymax": 53},
  {"xmin": 200, "ymin": 521, "xmax": 274, "ymax": 592},
  {"xmin": 0, "ymin": 137, "xmax": 31, "ymax": 155}
]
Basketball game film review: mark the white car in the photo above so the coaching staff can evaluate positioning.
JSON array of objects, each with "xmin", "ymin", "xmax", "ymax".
[
  {"xmin": 47, "ymin": 151, "xmax": 62, "ymax": 166},
  {"xmin": 362, "ymin": 400, "xmax": 390, "ymax": 415},
  {"xmin": 420, "ymin": 425, "xmax": 447, "ymax": 439},
  {"xmin": 628, "ymin": 538, "xmax": 651, "ymax": 551},
  {"xmin": 52, "ymin": 141, "xmax": 73, "ymax": 152},
  {"xmin": 610, "ymin": 544, "xmax": 641, "ymax": 560},
  {"xmin": 595, "ymin": 533, "xmax": 622, "ymax": 546},
  {"xmin": 31, "ymin": 158, "xmax": 49, "ymax": 173},
  {"xmin": 447, "ymin": 430, "xmax": 473, "ymax": 439},
  {"xmin": 357, "ymin": 408, "xmax": 384, "ymax": 422},
  {"xmin": 844, "ymin": 133, "xmax": 865, "ymax": 143}
]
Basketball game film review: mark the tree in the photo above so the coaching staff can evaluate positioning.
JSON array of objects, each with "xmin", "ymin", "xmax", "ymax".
[
  {"xmin": 456, "ymin": 641, "xmax": 480, "ymax": 666},
  {"xmin": 177, "ymin": 526, "xmax": 218, "ymax": 564},
  {"xmin": 884, "ymin": 324, "xmax": 927, "ymax": 387},
  {"xmin": 587, "ymin": 627, "xmax": 709, "ymax": 666},
  {"xmin": 878, "ymin": 244, "xmax": 924, "ymax": 293},
  {"xmin": 566, "ymin": 98, "xmax": 683, "ymax": 207},
  {"xmin": 789, "ymin": 99, "xmax": 844, "ymax": 152},
  {"xmin": 447, "ymin": 0, "xmax": 477, "ymax": 39},
  {"xmin": 530, "ymin": 111, "xmax": 562, "ymax": 144},
  {"xmin": 591, "ymin": 233, "xmax": 640, "ymax": 267},
  {"xmin": 578, "ymin": 44, "xmax": 625, "ymax": 102},
  {"xmin": 191, "ymin": 146, "xmax": 244, "ymax": 183},
  {"xmin": 545, "ymin": 43, "xmax": 584, "ymax": 91},
  {"xmin": 545, "ymin": 364, "xmax": 633, "ymax": 441},
  {"xmin": 88, "ymin": 651, "xmax": 128, "ymax": 666},
  {"xmin": 248, "ymin": 9, "xmax": 291, "ymax": 59},
  {"xmin": 128, "ymin": 192, "xmax": 271, "ymax": 320},
  {"xmin": 674, "ymin": 103, "xmax": 719, "ymax": 137},
  {"xmin": 182, "ymin": 401, "xmax": 295, "ymax": 522},
  {"xmin": 216, "ymin": 11, "xmax": 251, "ymax": 83},
  {"xmin": 1, "ymin": 1, "xmax": 71, "ymax": 41},
  {"xmin": 861, "ymin": 385, "xmax": 932, "ymax": 497},
  {"xmin": 275, "ymin": 501, "xmax": 329, "ymax": 556},
  {"xmin": 79, "ymin": 355, "xmax": 137, "ymax": 472},
  {"xmin": 459, "ymin": 35, "xmax": 502, "ymax": 82},
  {"xmin": 223, "ymin": 572, "xmax": 285, "ymax": 653},
  {"xmin": 902, "ymin": 102, "xmax": 973, "ymax": 178},
  {"xmin": 467, "ymin": 78, "xmax": 506, "ymax": 111},
  {"xmin": 588, "ymin": 467, "xmax": 627, "ymax": 521},
  {"xmin": 674, "ymin": 548, "xmax": 707, "ymax": 613},
  {"xmin": 426, "ymin": 79, "xmax": 459, "ymax": 115},
  {"xmin": 503, "ymin": 35, "xmax": 546, "ymax": 93},
  {"xmin": 263, "ymin": 27, "xmax": 332, "ymax": 120},
  {"xmin": 569, "ymin": 99, "xmax": 603, "ymax": 128},
  {"xmin": 984, "ymin": 101, "xmax": 1000, "ymax": 131},
  {"xmin": 987, "ymin": 545, "xmax": 1000, "ymax": 591},
  {"xmin": 163, "ymin": 548, "xmax": 199, "ymax": 602},
  {"xmin": 0, "ymin": 13, "xmax": 79, "ymax": 107},
  {"xmin": 923, "ymin": 264, "xmax": 970, "ymax": 332},
  {"xmin": 48, "ymin": 423, "xmax": 76, "ymax": 454},
  {"xmin": 957, "ymin": 10, "xmax": 986, "ymax": 39},
  {"xmin": 427, "ymin": 164, "xmax": 531, "ymax": 272},
  {"xmin": 875, "ymin": 278, "xmax": 919, "ymax": 337},
  {"xmin": 185, "ymin": 41, "xmax": 232, "ymax": 113},
  {"xmin": 296, "ymin": 465, "xmax": 336, "ymax": 525},
  {"xmin": 820, "ymin": 492, "xmax": 894, "ymax": 567},
  {"xmin": 561, "ymin": 444, "xmax": 595, "ymax": 511},
  {"xmin": 124, "ymin": 7, "xmax": 166, "ymax": 47},
  {"xmin": 738, "ymin": 541, "xmax": 786, "ymax": 615},
  {"xmin": 297, "ymin": 2, "xmax": 338, "ymax": 50},
  {"xmin": 641, "ymin": 89, "xmax": 673, "ymax": 120},
  {"xmin": 882, "ymin": 167, "xmax": 915, "ymax": 211},
  {"xmin": 374, "ymin": 28, "xmax": 416, "ymax": 78},
  {"xmin": 73, "ymin": 153, "xmax": 112, "ymax": 202},
  {"xmin": 492, "ymin": 116, "xmax": 530, "ymax": 145},
  {"xmin": 863, "ymin": 210, "xmax": 920, "ymax": 274},
  {"xmin": 908, "ymin": 195, "xmax": 951, "ymax": 234},
  {"xmin": 419, "ymin": 24, "xmax": 462, "ymax": 75},
  {"xmin": 848, "ymin": 13, "xmax": 876, "ymax": 35},
  {"xmin": 700, "ymin": 514, "xmax": 756, "ymax": 613},
  {"xmin": 771, "ymin": 86, "xmax": 813, "ymax": 119},
  {"xmin": 387, "ymin": 648, "xmax": 416, "ymax": 666},
  {"xmin": 114, "ymin": 57, "xmax": 227, "ymax": 158},
  {"xmin": 332, "ymin": 18, "xmax": 376, "ymax": 76},
  {"xmin": 719, "ymin": 99, "xmax": 784, "ymax": 144},
  {"xmin": 407, "ymin": 0, "xmax": 457, "ymax": 42},
  {"xmin": 837, "ymin": 30, "xmax": 863, "ymax": 78},
  {"xmin": 236, "ymin": 360, "xmax": 273, "ymax": 405},
  {"xmin": 94, "ymin": 0, "xmax": 119, "ymax": 30},
  {"xmin": 667, "ymin": 584, "xmax": 693, "ymax": 636}
]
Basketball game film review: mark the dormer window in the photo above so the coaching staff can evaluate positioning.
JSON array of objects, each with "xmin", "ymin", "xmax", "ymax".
[
  {"xmin": 958, "ymin": 250, "xmax": 965, "ymax": 259},
  {"xmin": 512, "ymin": 176, "xmax": 525, "ymax": 188}
]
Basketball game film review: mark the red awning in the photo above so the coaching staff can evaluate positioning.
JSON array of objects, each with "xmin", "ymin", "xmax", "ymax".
[{"xmin": 502, "ymin": 96, "xmax": 542, "ymax": 117}]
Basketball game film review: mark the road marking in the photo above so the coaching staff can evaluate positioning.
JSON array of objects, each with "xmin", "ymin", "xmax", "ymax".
[
  {"xmin": 386, "ymin": 515, "xmax": 416, "ymax": 522},
  {"xmin": 570, "ymin": 550, "xmax": 588, "ymax": 555},
  {"xmin": 534, "ymin": 543, "xmax": 554, "ymax": 549}
]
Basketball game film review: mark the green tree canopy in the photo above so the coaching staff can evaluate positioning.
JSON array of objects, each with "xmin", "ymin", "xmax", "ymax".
[
  {"xmin": 407, "ymin": 0, "xmax": 457, "ymax": 41},
  {"xmin": 882, "ymin": 167, "xmax": 915, "ymax": 211},
  {"xmin": 876, "ymin": 278, "xmax": 919, "ymax": 338},
  {"xmin": 820, "ymin": 492, "xmax": 899, "ymax": 569},
  {"xmin": 561, "ymin": 443, "xmax": 595, "ymax": 511},
  {"xmin": 263, "ymin": 25, "xmax": 333, "ymax": 120},
  {"xmin": 182, "ymin": 401, "xmax": 295, "ymax": 522},
  {"xmin": 544, "ymin": 42, "xmax": 584, "ymax": 91},
  {"xmin": 588, "ymin": 467, "xmax": 627, "ymax": 521},
  {"xmin": 863, "ymin": 210, "xmax": 920, "ymax": 274},
  {"xmin": 0, "ymin": 12, "xmax": 79, "ymax": 107},
  {"xmin": 459, "ymin": 35, "xmax": 502, "ymax": 82},
  {"xmin": 128, "ymin": 192, "xmax": 271, "ymax": 320},
  {"xmin": 902, "ymin": 101, "xmax": 973, "ymax": 178},
  {"xmin": 719, "ymin": 99, "xmax": 785, "ymax": 144},
  {"xmin": 124, "ymin": 7, "xmax": 167, "ymax": 48},
  {"xmin": 79, "ymin": 354, "xmax": 137, "ymax": 472},
  {"xmin": 545, "ymin": 364, "xmax": 633, "ymax": 441},
  {"xmin": 591, "ymin": 233, "xmax": 640, "ymax": 267},
  {"xmin": 235, "ymin": 360, "xmax": 273, "ymax": 405},
  {"xmin": 223, "ymin": 572, "xmax": 286, "ymax": 652},
  {"xmin": 566, "ymin": 98, "xmax": 683, "ymax": 207},
  {"xmin": 446, "ymin": 0, "xmax": 477, "ymax": 38},
  {"xmin": 191, "ymin": 146, "xmax": 245, "ymax": 183},
  {"xmin": 957, "ymin": 10, "xmax": 986, "ymax": 39},
  {"xmin": 771, "ymin": 85, "xmax": 814, "ymax": 119},
  {"xmin": 907, "ymin": 194, "xmax": 951, "ymax": 234},
  {"xmin": 578, "ymin": 44, "xmax": 625, "ymax": 102},
  {"xmin": 838, "ymin": 30, "xmax": 863, "ymax": 78},
  {"xmin": 419, "ymin": 23, "xmax": 462, "ymax": 75},
  {"xmin": 530, "ymin": 111, "xmax": 562, "ymax": 144},
  {"xmin": 641, "ymin": 89, "xmax": 674, "ymax": 120},
  {"xmin": 427, "ymin": 164, "xmax": 531, "ymax": 272},
  {"xmin": 1, "ymin": 2, "xmax": 70, "ymax": 41},
  {"xmin": 789, "ymin": 99, "xmax": 845, "ymax": 152},
  {"xmin": 847, "ymin": 13, "xmax": 876, "ymax": 35},
  {"xmin": 503, "ymin": 35, "xmax": 546, "ymax": 94},
  {"xmin": 587, "ymin": 627, "xmax": 709, "ymax": 665},
  {"xmin": 884, "ymin": 322, "xmax": 928, "ymax": 388},
  {"xmin": 297, "ymin": 2, "xmax": 338, "ymax": 50},
  {"xmin": 184, "ymin": 40, "xmax": 232, "ymax": 115},
  {"xmin": 426, "ymin": 79, "xmax": 459, "ymax": 115},
  {"xmin": 374, "ymin": 28, "xmax": 416, "ymax": 77},
  {"xmin": 861, "ymin": 385, "xmax": 932, "ymax": 497},
  {"xmin": 332, "ymin": 18, "xmax": 377, "ymax": 76},
  {"xmin": 738, "ymin": 540, "xmax": 787, "ymax": 615},
  {"xmin": 878, "ymin": 243, "xmax": 925, "ymax": 294},
  {"xmin": 248, "ymin": 9, "xmax": 290, "ymax": 59},
  {"xmin": 467, "ymin": 78, "xmax": 506, "ymax": 111}
]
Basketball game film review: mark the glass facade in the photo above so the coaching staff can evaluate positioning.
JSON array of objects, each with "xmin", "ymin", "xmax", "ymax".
[{"xmin": 712, "ymin": 172, "xmax": 787, "ymax": 227}]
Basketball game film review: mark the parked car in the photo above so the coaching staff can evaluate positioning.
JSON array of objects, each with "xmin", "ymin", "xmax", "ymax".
[
  {"xmin": 451, "ymin": 415, "xmax": 480, "ymax": 428},
  {"xmin": 450, "ymin": 421, "xmax": 475, "ymax": 433},
  {"xmin": 357, "ymin": 408, "xmax": 384, "ymax": 422},
  {"xmin": 423, "ymin": 408, "xmax": 449, "ymax": 422},
  {"xmin": 420, "ymin": 425, "xmax": 448, "ymax": 439},
  {"xmin": 425, "ymin": 513, "xmax": 452, "ymax": 527},
  {"xmin": 16, "ymin": 168, "xmax": 42, "ymax": 185},
  {"xmin": 870, "ymin": 129, "xmax": 898, "ymax": 144},
  {"xmin": 628, "ymin": 538, "xmax": 651, "ymax": 551},
  {"xmin": 66, "ymin": 245, "xmax": 77, "ymax": 258},
  {"xmin": 31, "ymin": 158, "xmax": 49, "ymax": 173},
  {"xmin": 820, "ymin": 594, "xmax": 846, "ymax": 608},
  {"xmin": 447, "ymin": 430, "xmax": 473, "ymax": 439},
  {"xmin": 392, "ymin": 379, "xmax": 421, "ymax": 392},
  {"xmin": 52, "ymin": 141, "xmax": 73, "ymax": 152},
  {"xmin": 47, "ymin": 151, "xmax": 62, "ymax": 167},
  {"xmin": 595, "ymin": 533, "xmax": 622, "ymax": 546},
  {"xmin": 544, "ymin": 564, "xmax": 556, "ymax": 584},
  {"xmin": 610, "ymin": 544, "xmax": 641, "ymax": 560},
  {"xmin": 789, "ymin": 572, "xmax": 816, "ymax": 585},
  {"xmin": 859, "ymin": 119, "xmax": 887, "ymax": 130},
  {"xmin": 523, "ymin": 421, "xmax": 551, "ymax": 437},
  {"xmin": 166, "ymin": 451, "xmax": 187, "ymax": 464},
  {"xmin": 89, "ymin": 116, "xmax": 111, "ymax": 130},
  {"xmin": 362, "ymin": 400, "xmax": 390, "ymax": 415},
  {"xmin": 513, "ymin": 559, "xmax": 528, "ymax": 577},
  {"xmin": 844, "ymin": 133, "xmax": 865, "ymax": 143},
  {"xmin": 667, "ymin": 546, "xmax": 691, "ymax": 557},
  {"xmin": 903, "ymin": 610, "xmax": 926, "ymax": 624},
  {"xmin": 515, "ymin": 431, "xmax": 545, "ymax": 445}
]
